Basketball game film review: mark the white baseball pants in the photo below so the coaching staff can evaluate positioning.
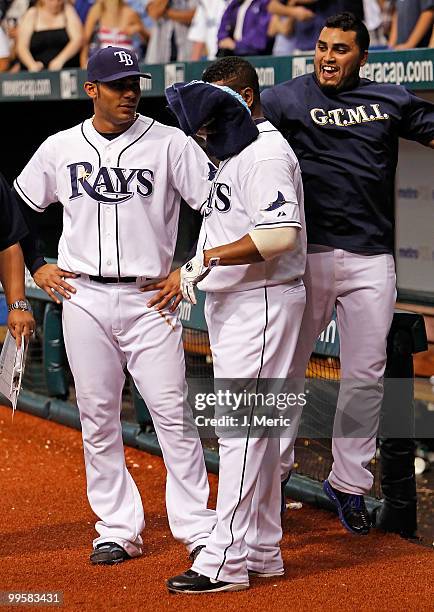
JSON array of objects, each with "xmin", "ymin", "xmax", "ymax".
[
  {"xmin": 192, "ymin": 282, "xmax": 306, "ymax": 583},
  {"xmin": 280, "ymin": 247, "xmax": 396, "ymax": 495},
  {"xmin": 62, "ymin": 275, "xmax": 216, "ymax": 557}
]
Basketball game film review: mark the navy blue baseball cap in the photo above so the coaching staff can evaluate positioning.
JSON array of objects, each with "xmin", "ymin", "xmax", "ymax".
[{"xmin": 87, "ymin": 46, "xmax": 151, "ymax": 82}]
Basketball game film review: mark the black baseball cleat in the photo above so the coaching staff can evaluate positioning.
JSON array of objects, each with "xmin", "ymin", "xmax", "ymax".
[
  {"xmin": 323, "ymin": 479, "xmax": 371, "ymax": 535},
  {"xmin": 189, "ymin": 544, "xmax": 206, "ymax": 562},
  {"xmin": 166, "ymin": 570, "xmax": 249, "ymax": 594},
  {"xmin": 90, "ymin": 542, "xmax": 132, "ymax": 565}
]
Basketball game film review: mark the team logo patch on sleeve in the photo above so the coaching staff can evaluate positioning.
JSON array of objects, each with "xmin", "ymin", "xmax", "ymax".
[{"xmin": 263, "ymin": 191, "xmax": 291, "ymax": 212}]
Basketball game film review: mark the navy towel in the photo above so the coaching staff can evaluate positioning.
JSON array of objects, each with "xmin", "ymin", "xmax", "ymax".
[{"xmin": 165, "ymin": 80, "xmax": 259, "ymax": 160}]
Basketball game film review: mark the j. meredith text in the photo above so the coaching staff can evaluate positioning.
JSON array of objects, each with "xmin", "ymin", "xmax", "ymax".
[{"xmin": 195, "ymin": 415, "xmax": 293, "ymax": 427}]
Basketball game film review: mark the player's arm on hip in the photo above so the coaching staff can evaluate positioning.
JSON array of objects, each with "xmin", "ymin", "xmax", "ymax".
[
  {"xmin": 33, "ymin": 264, "xmax": 78, "ymax": 304},
  {"xmin": 142, "ymin": 268, "xmax": 182, "ymax": 312}
]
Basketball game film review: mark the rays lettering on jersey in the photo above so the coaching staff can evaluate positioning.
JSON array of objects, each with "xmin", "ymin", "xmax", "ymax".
[
  {"xmin": 204, "ymin": 181, "xmax": 231, "ymax": 217},
  {"xmin": 67, "ymin": 162, "xmax": 154, "ymax": 204},
  {"xmin": 310, "ymin": 104, "xmax": 389, "ymax": 127}
]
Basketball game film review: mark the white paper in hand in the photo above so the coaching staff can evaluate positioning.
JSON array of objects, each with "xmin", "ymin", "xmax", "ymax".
[{"xmin": 0, "ymin": 331, "xmax": 27, "ymax": 418}]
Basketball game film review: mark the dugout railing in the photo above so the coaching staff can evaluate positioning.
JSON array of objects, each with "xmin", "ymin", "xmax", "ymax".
[{"xmin": 0, "ymin": 275, "xmax": 427, "ymax": 538}]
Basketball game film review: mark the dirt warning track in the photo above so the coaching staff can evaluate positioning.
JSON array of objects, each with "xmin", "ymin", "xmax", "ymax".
[{"xmin": 0, "ymin": 405, "xmax": 432, "ymax": 611}]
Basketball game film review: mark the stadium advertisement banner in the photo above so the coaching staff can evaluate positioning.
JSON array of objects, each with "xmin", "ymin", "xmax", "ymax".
[
  {"xmin": 291, "ymin": 48, "xmax": 434, "ymax": 89},
  {"xmin": 0, "ymin": 74, "xmax": 57, "ymax": 101},
  {"xmin": 184, "ymin": 56, "xmax": 292, "ymax": 90},
  {"xmin": 1, "ymin": 49, "xmax": 434, "ymax": 102}
]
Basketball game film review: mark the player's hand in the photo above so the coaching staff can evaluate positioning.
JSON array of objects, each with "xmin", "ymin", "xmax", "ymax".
[
  {"xmin": 33, "ymin": 264, "xmax": 78, "ymax": 304},
  {"xmin": 8, "ymin": 310, "xmax": 35, "ymax": 348},
  {"xmin": 142, "ymin": 269, "xmax": 182, "ymax": 312},
  {"xmin": 180, "ymin": 255, "xmax": 210, "ymax": 305}
]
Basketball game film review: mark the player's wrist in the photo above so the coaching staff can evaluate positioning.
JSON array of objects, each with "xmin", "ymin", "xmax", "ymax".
[
  {"xmin": 203, "ymin": 250, "xmax": 220, "ymax": 267},
  {"xmin": 30, "ymin": 257, "xmax": 48, "ymax": 276},
  {"xmin": 8, "ymin": 299, "xmax": 32, "ymax": 312}
]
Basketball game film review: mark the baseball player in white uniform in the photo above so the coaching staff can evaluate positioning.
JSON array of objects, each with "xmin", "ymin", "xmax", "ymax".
[
  {"xmin": 13, "ymin": 46, "xmax": 217, "ymax": 565},
  {"xmin": 161, "ymin": 57, "xmax": 306, "ymax": 593}
]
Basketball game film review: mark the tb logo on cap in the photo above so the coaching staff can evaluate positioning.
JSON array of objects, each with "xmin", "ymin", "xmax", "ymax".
[{"xmin": 114, "ymin": 50, "xmax": 134, "ymax": 66}]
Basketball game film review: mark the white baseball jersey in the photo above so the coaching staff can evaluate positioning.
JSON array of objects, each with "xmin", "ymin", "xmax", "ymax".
[
  {"xmin": 14, "ymin": 114, "xmax": 213, "ymax": 278},
  {"xmin": 197, "ymin": 119, "xmax": 306, "ymax": 292}
]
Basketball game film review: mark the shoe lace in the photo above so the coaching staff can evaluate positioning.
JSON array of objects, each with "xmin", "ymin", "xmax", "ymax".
[{"xmin": 343, "ymin": 495, "xmax": 369, "ymax": 525}]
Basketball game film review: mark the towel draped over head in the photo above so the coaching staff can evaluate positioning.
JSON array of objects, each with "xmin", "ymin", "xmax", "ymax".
[{"xmin": 165, "ymin": 80, "xmax": 259, "ymax": 161}]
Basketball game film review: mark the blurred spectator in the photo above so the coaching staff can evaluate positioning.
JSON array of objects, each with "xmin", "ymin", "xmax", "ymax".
[
  {"xmin": 1, "ymin": 0, "xmax": 29, "ymax": 70},
  {"xmin": 17, "ymin": 0, "xmax": 82, "ymax": 71},
  {"xmin": 363, "ymin": 0, "xmax": 386, "ymax": 46},
  {"xmin": 80, "ymin": 0, "xmax": 148, "ymax": 67},
  {"xmin": 145, "ymin": 0, "xmax": 197, "ymax": 64},
  {"xmin": 2, "ymin": 0, "xmax": 29, "ymax": 26},
  {"xmin": 268, "ymin": 1, "xmax": 316, "ymax": 54},
  {"xmin": 73, "ymin": 0, "xmax": 153, "ymax": 41},
  {"xmin": 381, "ymin": 0, "xmax": 395, "ymax": 39},
  {"xmin": 74, "ymin": 0, "xmax": 94, "ymax": 23},
  {"xmin": 338, "ymin": 0, "xmax": 364, "ymax": 19},
  {"xmin": 217, "ymin": 0, "xmax": 273, "ymax": 57},
  {"xmin": 124, "ymin": 0, "xmax": 153, "ymax": 59},
  {"xmin": 0, "ymin": 0, "xmax": 23, "ymax": 72},
  {"xmin": 268, "ymin": 1, "xmax": 364, "ymax": 54},
  {"xmin": 269, "ymin": 10, "xmax": 296, "ymax": 55},
  {"xmin": 0, "ymin": 24, "xmax": 9, "ymax": 70},
  {"xmin": 0, "ymin": 0, "xmax": 10, "ymax": 19},
  {"xmin": 188, "ymin": 0, "xmax": 228, "ymax": 60},
  {"xmin": 430, "ymin": 23, "xmax": 434, "ymax": 46},
  {"xmin": 389, "ymin": 0, "xmax": 434, "ymax": 49}
]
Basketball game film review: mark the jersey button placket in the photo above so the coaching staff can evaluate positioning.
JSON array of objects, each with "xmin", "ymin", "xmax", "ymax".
[{"xmin": 101, "ymin": 204, "xmax": 117, "ymax": 275}]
